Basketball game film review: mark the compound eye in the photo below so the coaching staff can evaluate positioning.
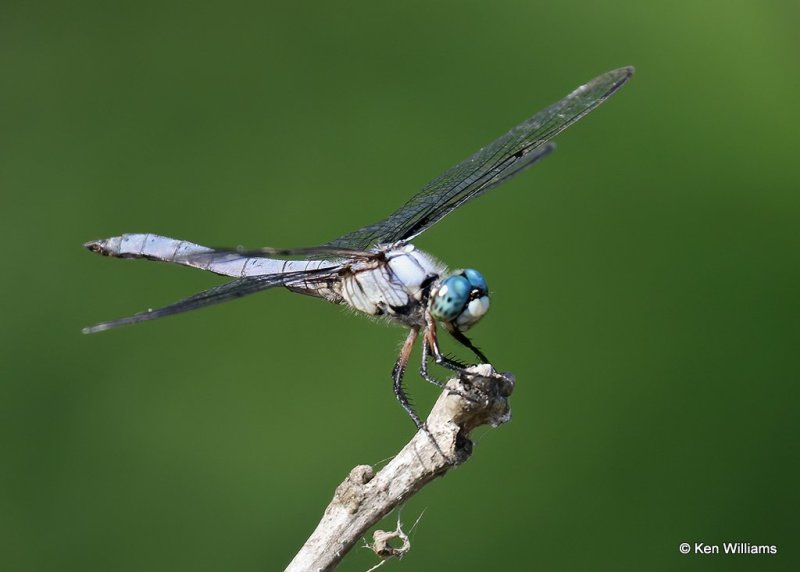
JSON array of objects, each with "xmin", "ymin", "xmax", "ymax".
[
  {"xmin": 456, "ymin": 295, "xmax": 490, "ymax": 330},
  {"xmin": 430, "ymin": 275, "xmax": 470, "ymax": 322},
  {"xmin": 462, "ymin": 268, "xmax": 488, "ymax": 295}
]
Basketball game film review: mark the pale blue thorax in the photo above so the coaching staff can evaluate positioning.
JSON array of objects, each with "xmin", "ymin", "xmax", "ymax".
[{"xmin": 340, "ymin": 244, "xmax": 446, "ymax": 318}]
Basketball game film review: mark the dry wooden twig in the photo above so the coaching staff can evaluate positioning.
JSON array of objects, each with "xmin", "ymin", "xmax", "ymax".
[{"xmin": 285, "ymin": 364, "xmax": 515, "ymax": 571}]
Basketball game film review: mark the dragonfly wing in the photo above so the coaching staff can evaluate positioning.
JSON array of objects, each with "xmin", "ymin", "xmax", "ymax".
[
  {"xmin": 327, "ymin": 67, "xmax": 633, "ymax": 250},
  {"xmin": 83, "ymin": 265, "xmax": 341, "ymax": 334}
]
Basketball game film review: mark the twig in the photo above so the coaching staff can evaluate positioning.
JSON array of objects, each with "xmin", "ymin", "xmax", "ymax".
[{"xmin": 285, "ymin": 364, "xmax": 515, "ymax": 571}]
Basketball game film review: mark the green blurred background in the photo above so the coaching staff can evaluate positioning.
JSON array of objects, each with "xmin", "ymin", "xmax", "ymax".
[{"xmin": 3, "ymin": 0, "xmax": 798, "ymax": 570}]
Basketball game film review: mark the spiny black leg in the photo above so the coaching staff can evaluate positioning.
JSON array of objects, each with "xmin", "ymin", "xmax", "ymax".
[
  {"xmin": 394, "ymin": 329, "xmax": 450, "ymax": 458},
  {"xmin": 449, "ymin": 329, "xmax": 489, "ymax": 364},
  {"xmin": 425, "ymin": 321, "xmax": 471, "ymax": 373},
  {"xmin": 419, "ymin": 340, "xmax": 445, "ymax": 388},
  {"xmin": 425, "ymin": 318, "xmax": 506, "ymax": 387},
  {"xmin": 393, "ymin": 362, "xmax": 425, "ymax": 430},
  {"xmin": 438, "ymin": 353, "xmax": 469, "ymax": 371},
  {"xmin": 448, "ymin": 329, "xmax": 509, "ymax": 383},
  {"xmin": 423, "ymin": 314, "xmax": 485, "ymax": 371},
  {"xmin": 419, "ymin": 340, "xmax": 469, "ymax": 384},
  {"xmin": 393, "ymin": 328, "xmax": 425, "ymax": 430},
  {"xmin": 420, "ymin": 339, "xmax": 480, "ymax": 404}
]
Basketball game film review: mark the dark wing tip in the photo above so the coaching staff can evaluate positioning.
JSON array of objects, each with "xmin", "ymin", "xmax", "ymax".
[
  {"xmin": 568, "ymin": 67, "xmax": 634, "ymax": 114},
  {"xmin": 601, "ymin": 66, "xmax": 635, "ymax": 92},
  {"xmin": 603, "ymin": 66, "xmax": 635, "ymax": 82}
]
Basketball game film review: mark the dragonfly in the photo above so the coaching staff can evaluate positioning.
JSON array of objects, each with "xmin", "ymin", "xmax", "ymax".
[{"xmin": 84, "ymin": 67, "xmax": 634, "ymax": 429}]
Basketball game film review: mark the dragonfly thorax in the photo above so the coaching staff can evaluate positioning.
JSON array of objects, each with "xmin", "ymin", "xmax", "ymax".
[
  {"xmin": 338, "ymin": 243, "xmax": 445, "ymax": 326},
  {"xmin": 430, "ymin": 268, "xmax": 490, "ymax": 332}
]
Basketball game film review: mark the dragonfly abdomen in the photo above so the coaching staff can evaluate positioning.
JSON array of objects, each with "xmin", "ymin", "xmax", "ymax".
[
  {"xmin": 84, "ymin": 233, "xmax": 334, "ymax": 279},
  {"xmin": 84, "ymin": 233, "xmax": 209, "ymax": 261}
]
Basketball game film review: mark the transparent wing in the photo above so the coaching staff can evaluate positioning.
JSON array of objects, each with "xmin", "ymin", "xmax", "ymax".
[
  {"xmin": 327, "ymin": 66, "xmax": 634, "ymax": 250},
  {"xmin": 82, "ymin": 265, "xmax": 341, "ymax": 334}
]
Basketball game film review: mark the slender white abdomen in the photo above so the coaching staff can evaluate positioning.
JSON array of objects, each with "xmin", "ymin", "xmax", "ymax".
[{"xmin": 85, "ymin": 233, "xmax": 331, "ymax": 278}]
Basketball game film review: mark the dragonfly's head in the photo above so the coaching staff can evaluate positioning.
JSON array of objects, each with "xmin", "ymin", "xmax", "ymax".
[{"xmin": 430, "ymin": 268, "xmax": 490, "ymax": 331}]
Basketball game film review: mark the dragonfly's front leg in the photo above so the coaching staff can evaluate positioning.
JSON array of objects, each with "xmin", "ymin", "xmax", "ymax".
[
  {"xmin": 421, "ymin": 314, "xmax": 506, "ymax": 385},
  {"xmin": 419, "ymin": 317, "xmax": 470, "ymax": 381},
  {"xmin": 419, "ymin": 339, "xmax": 448, "ymax": 388},
  {"xmin": 448, "ymin": 329, "xmax": 489, "ymax": 364},
  {"xmin": 419, "ymin": 328, "xmax": 483, "ymax": 406},
  {"xmin": 392, "ymin": 327, "xmax": 425, "ymax": 429}
]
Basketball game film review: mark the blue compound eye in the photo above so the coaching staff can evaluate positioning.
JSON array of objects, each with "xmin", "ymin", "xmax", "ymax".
[
  {"xmin": 462, "ymin": 268, "xmax": 488, "ymax": 294},
  {"xmin": 430, "ymin": 275, "xmax": 470, "ymax": 322}
]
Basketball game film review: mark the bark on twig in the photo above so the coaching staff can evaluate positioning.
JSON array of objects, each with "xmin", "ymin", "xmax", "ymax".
[{"xmin": 285, "ymin": 364, "xmax": 515, "ymax": 571}]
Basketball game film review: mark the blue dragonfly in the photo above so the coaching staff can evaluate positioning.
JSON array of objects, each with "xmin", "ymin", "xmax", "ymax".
[{"xmin": 84, "ymin": 67, "xmax": 634, "ymax": 428}]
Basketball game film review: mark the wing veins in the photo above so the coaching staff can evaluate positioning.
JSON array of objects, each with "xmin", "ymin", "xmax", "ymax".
[
  {"xmin": 83, "ymin": 266, "xmax": 341, "ymax": 334},
  {"xmin": 326, "ymin": 67, "xmax": 634, "ymax": 250}
]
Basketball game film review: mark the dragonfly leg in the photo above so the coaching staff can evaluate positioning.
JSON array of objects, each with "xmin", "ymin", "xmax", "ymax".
[
  {"xmin": 420, "ymin": 339, "xmax": 467, "ymax": 385},
  {"xmin": 419, "ymin": 339, "xmax": 446, "ymax": 388},
  {"xmin": 420, "ymin": 323, "xmax": 481, "ymax": 404},
  {"xmin": 448, "ymin": 329, "xmax": 489, "ymax": 364},
  {"xmin": 392, "ymin": 328, "xmax": 425, "ymax": 429},
  {"xmin": 424, "ymin": 316, "xmax": 507, "ymax": 386},
  {"xmin": 424, "ymin": 319, "xmax": 470, "ymax": 373}
]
